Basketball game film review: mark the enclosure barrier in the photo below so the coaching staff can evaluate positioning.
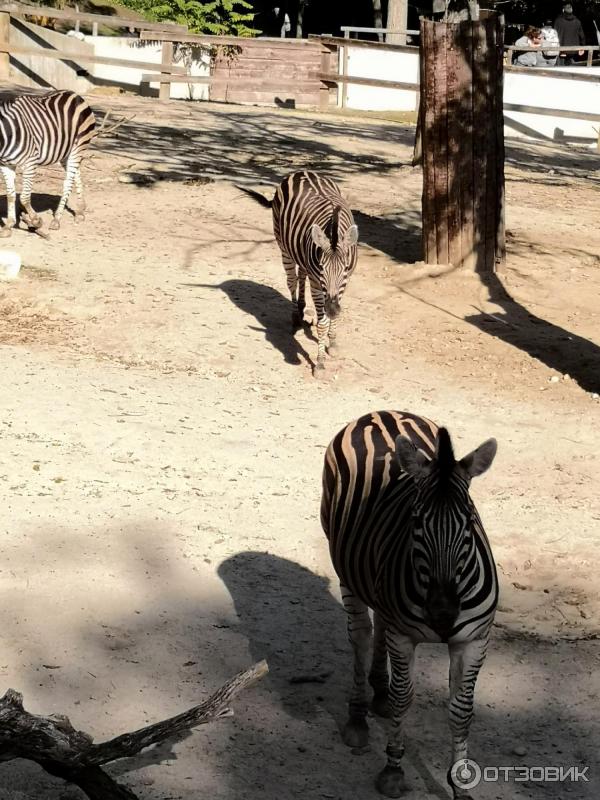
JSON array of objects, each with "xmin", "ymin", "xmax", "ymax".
[
  {"xmin": 505, "ymin": 43, "xmax": 600, "ymax": 67},
  {"xmin": 0, "ymin": 1, "xmax": 188, "ymax": 94},
  {"xmin": 340, "ymin": 26, "xmax": 420, "ymax": 40},
  {"xmin": 0, "ymin": 4, "xmax": 599, "ymax": 138},
  {"xmin": 139, "ymin": 30, "xmax": 334, "ymax": 108}
]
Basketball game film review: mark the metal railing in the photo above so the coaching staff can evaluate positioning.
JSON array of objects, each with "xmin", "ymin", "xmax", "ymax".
[
  {"xmin": 340, "ymin": 25, "xmax": 419, "ymax": 41},
  {"xmin": 505, "ymin": 43, "xmax": 600, "ymax": 67}
]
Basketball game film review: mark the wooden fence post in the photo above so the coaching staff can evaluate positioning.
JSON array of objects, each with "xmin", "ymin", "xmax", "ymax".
[
  {"xmin": 319, "ymin": 43, "xmax": 334, "ymax": 111},
  {"xmin": 0, "ymin": 10, "xmax": 10, "ymax": 81},
  {"xmin": 159, "ymin": 40, "xmax": 174, "ymax": 100},
  {"xmin": 420, "ymin": 13, "xmax": 505, "ymax": 274},
  {"xmin": 340, "ymin": 41, "xmax": 349, "ymax": 108}
]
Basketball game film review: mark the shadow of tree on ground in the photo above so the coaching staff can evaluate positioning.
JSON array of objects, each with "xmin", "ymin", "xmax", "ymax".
[{"xmin": 467, "ymin": 271, "xmax": 600, "ymax": 395}]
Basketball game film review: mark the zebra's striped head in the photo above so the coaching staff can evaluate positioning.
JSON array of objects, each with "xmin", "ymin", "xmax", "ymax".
[
  {"xmin": 310, "ymin": 207, "xmax": 358, "ymax": 319},
  {"xmin": 395, "ymin": 428, "xmax": 497, "ymax": 639}
]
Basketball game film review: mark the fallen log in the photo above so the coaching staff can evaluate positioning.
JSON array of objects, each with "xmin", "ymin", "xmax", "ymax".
[{"xmin": 0, "ymin": 659, "xmax": 268, "ymax": 799}]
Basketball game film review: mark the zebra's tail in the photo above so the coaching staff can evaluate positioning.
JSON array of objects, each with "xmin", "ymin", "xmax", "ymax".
[{"xmin": 236, "ymin": 185, "xmax": 273, "ymax": 209}]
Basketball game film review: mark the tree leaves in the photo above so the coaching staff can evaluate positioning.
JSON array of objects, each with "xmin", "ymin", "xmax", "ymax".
[{"xmin": 120, "ymin": 0, "xmax": 260, "ymax": 36}]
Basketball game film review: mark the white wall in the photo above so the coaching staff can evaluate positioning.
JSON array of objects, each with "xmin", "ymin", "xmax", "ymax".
[
  {"xmin": 340, "ymin": 46, "xmax": 419, "ymax": 112},
  {"xmin": 8, "ymin": 18, "xmax": 93, "ymax": 93},
  {"xmin": 83, "ymin": 36, "xmax": 210, "ymax": 101},
  {"xmin": 337, "ymin": 43, "xmax": 600, "ymax": 144},
  {"xmin": 504, "ymin": 67, "xmax": 600, "ymax": 142}
]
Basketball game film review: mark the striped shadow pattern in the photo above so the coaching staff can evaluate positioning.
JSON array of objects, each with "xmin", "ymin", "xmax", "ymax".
[{"xmin": 321, "ymin": 410, "xmax": 498, "ymax": 798}]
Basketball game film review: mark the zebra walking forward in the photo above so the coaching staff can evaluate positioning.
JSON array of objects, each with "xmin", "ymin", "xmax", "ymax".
[
  {"xmin": 321, "ymin": 410, "xmax": 498, "ymax": 798},
  {"xmin": 238, "ymin": 170, "xmax": 358, "ymax": 373},
  {"xmin": 0, "ymin": 90, "xmax": 96, "ymax": 235}
]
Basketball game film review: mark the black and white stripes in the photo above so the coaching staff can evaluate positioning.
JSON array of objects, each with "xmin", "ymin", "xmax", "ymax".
[
  {"xmin": 0, "ymin": 90, "xmax": 96, "ymax": 235},
  {"xmin": 321, "ymin": 410, "xmax": 498, "ymax": 799},
  {"xmin": 240, "ymin": 170, "xmax": 358, "ymax": 373}
]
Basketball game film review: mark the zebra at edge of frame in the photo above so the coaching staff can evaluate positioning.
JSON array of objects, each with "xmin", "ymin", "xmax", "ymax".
[
  {"xmin": 321, "ymin": 410, "xmax": 498, "ymax": 799},
  {"xmin": 237, "ymin": 170, "xmax": 359, "ymax": 376},
  {"xmin": 0, "ymin": 90, "xmax": 96, "ymax": 237}
]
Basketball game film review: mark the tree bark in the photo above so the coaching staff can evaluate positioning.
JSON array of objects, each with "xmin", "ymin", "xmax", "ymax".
[
  {"xmin": 420, "ymin": 14, "xmax": 505, "ymax": 273},
  {"xmin": 0, "ymin": 661, "xmax": 268, "ymax": 800},
  {"xmin": 373, "ymin": 0, "xmax": 383, "ymax": 42},
  {"xmin": 386, "ymin": 0, "xmax": 408, "ymax": 45},
  {"xmin": 296, "ymin": 0, "xmax": 306, "ymax": 38}
]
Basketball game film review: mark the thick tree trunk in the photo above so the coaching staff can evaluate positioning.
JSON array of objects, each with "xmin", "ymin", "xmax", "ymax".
[
  {"xmin": 386, "ymin": 0, "xmax": 408, "ymax": 45},
  {"xmin": 420, "ymin": 14, "xmax": 505, "ymax": 273},
  {"xmin": 296, "ymin": 0, "xmax": 306, "ymax": 38},
  {"xmin": 373, "ymin": 0, "xmax": 383, "ymax": 42}
]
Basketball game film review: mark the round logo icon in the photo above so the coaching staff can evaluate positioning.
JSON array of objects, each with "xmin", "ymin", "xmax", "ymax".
[{"xmin": 450, "ymin": 758, "xmax": 482, "ymax": 790}]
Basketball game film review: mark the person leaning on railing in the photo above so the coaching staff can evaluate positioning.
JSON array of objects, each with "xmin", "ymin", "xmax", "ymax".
[
  {"xmin": 540, "ymin": 20, "xmax": 560, "ymax": 67},
  {"xmin": 514, "ymin": 27, "xmax": 546, "ymax": 67}
]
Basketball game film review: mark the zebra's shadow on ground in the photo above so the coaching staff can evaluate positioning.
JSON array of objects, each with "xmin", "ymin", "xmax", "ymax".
[
  {"xmin": 218, "ymin": 551, "xmax": 346, "ymax": 725},
  {"xmin": 182, "ymin": 279, "xmax": 316, "ymax": 368},
  {"xmin": 217, "ymin": 551, "xmax": 452, "ymax": 800}
]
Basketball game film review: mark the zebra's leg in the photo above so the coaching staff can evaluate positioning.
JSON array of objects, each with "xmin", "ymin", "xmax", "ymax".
[
  {"xmin": 19, "ymin": 163, "xmax": 43, "ymax": 229},
  {"xmin": 73, "ymin": 166, "xmax": 86, "ymax": 221},
  {"xmin": 327, "ymin": 314, "xmax": 339, "ymax": 354},
  {"xmin": 376, "ymin": 630, "xmax": 415, "ymax": 797},
  {"xmin": 51, "ymin": 154, "xmax": 79, "ymax": 230},
  {"xmin": 283, "ymin": 255, "xmax": 300, "ymax": 329},
  {"xmin": 309, "ymin": 282, "xmax": 328, "ymax": 372},
  {"xmin": 446, "ymin": 638, "xmax": 489, "ymax": 800},
  {"xmin": 369, "ymin": 612, "xmax": 391, "ymax": 717},
  {"xmin": 297, "ymin": 267, "xmax": 307, "ymax": 324},
  {"xmin": 0, "ymin": 166, "xmax": 17, "ymax": 236},
  {"xmin": 340, "ymin": 583, "xmax": 372, "ymax": 749}
]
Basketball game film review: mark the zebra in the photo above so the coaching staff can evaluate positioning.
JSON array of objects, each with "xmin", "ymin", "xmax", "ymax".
[
  {"xmin": 320, "ymin": 410, "xmax": 498, "ymax": 799},
  {"xmin": 238, "ymin": 170, "xmax": 358, "ymax": 374},
  {"xmin": 0, "ymin": 90, "xmax": 96, "ymax": 236}
]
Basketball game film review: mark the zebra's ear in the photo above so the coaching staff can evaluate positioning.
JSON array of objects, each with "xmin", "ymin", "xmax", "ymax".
[
  {"xmin": 311, "ymin": 224, "xmax": 331, "ymax": 251},
  {"xmin": 342, "ymin": 224, "xmax": 359, "ymax": 248},
  {"xmin": 459, "ymin": 438, "xmax": 497, "ymax": 479},
  {"xmin": 395, "ymin": 436, "xmax": 430, "ymax": 479}
]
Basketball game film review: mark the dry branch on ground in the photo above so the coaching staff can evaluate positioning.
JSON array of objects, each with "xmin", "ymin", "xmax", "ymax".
[{"xmin": 0, "ymin": 660, "xmax": 268, "ymax": 799}]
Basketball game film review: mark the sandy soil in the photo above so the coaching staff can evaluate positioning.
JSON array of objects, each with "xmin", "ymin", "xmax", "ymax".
[{"xmin": 0, "ymin": 94, "xmax": 599, "ymax": 799}]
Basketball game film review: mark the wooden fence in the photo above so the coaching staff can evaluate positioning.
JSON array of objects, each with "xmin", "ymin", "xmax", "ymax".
[
  {"xmin": 138, "ymin": 30, "xmax": 331, "ymax": 106},
  {"xmin": 0, "ymin": 4, "xmax": 598, "ymax": 136},
  {"xmin": 506, "ymin": 43, "xmax": 600, "ymax": 67},
  {"xmin": 0, "ymin": 1, "xmax": 189, "ymax": 94}
]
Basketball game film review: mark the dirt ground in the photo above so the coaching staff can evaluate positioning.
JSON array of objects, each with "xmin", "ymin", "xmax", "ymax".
[{"xmin": 0, "ymin": 93, "xmax": 599, "ymax": 800}]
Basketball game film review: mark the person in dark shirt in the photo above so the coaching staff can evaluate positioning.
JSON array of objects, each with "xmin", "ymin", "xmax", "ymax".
[{"xmin": 554, "ymin": 3, "xmax": 586, "ymax": 64}]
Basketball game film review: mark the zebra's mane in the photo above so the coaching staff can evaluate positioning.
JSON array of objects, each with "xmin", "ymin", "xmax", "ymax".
[
  {"xmin": 432, "ymin": 428, "xmax": 456, "ymax": 490},
  {"xmin": 327, "ymin": 205, "xmax": 341, "ymax": 250}
]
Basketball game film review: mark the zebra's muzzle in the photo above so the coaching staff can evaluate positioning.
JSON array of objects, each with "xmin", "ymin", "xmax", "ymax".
[
  {"xmin": 325, "ymin": 296, "xmax": 341, "ymax": 318},
  {"xmin": 424, "ymin": 580, "xmax": 461, "ymax": 640}
]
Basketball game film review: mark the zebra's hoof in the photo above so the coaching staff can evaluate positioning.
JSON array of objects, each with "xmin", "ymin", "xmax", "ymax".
[
  {"xmin": 313, "ymin": 362, "xmax": 326, "ymax": 377},
  {"xmin": 49, "ymin": 218, "xmax": 60, "ymax": 231},
  {"xmin": 0, "ymin": 227, "xmax": 12, "ymax": 238},
  {"xmin": 376, "ymin": 765, "xmax": 407, "ymax": 797},
  {"xmin": 74, "ymin": 213, "xmax": 85, "ymax": 223},
  {"xmin": 21, "ymin": 213, "xmax": 42, "ymax": 229},
  {"xmin": 371, "ymin": 692, "xmax": 392, "ymax": 718},
  {"xmin": 342, "ymin": 715, "xmax": 369, "ymax": 748}
]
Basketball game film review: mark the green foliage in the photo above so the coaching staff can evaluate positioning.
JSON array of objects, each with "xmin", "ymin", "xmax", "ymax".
[{"xmin": 121, "ymin": 0, "xmax": 259, "ymax": 36}]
